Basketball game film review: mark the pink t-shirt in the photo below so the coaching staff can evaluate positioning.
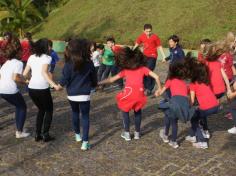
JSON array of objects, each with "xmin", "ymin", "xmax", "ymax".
[
  {"xmin": 218, "ymin": 52, "xmax": 234, "ymax": 80},
  {"xmin": 165, "ymin": 79, "xmax": 188, "ymax": 97},
  {"xmin": 206, "ymin": 61, "xmax": 226, "ymax": 95},
  {"xmin": 136, "ymin": 33, "xmax": 161, "ymax": 58},
  {"xmin": 118, "ymin": 66, "xmax": 150, "ymax": 88},
  {"xmin": 189, "ymin": 82, "xmax": 219, "ymax": 110}
]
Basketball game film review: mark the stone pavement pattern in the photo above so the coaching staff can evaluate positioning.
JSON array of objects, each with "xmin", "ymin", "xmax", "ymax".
[{"xmin": 0, "ymin": 63, "xmax": 236, "ymax": 176}]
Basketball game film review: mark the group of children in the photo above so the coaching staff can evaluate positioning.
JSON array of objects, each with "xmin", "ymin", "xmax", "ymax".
[{"xmin": 1, "ymin": 26, "xmax": 236, "ymax": 151}]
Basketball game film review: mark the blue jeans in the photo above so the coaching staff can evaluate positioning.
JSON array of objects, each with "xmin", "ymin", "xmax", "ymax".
[
  {"xmin": 144, "ymin": 57, "xmax": 156, "ymax": 92},
  {"xmin": 122, "ymin": 110, "xmax": 142, "ymax": 132},
  {"xmin": 164, "ymin": 113, "xmax": 178, "ymax": 142},
  {"xmin": 69, "ymin": 100, "xmax": 90, "ymax": 141},
  {"xmin": 190, "ymin": 106, "xmax": 219, "ymax": 142},
  {"xmin": 1, "ymin": 92, "xmax": 27, "ymax": 132},
  {"xmin": 229, "ymin": 99, "xmax": 236, "ymax": 126},
  {"xmin": 97, "ymin": 64, "xmax": 113, "ymax": 81}
]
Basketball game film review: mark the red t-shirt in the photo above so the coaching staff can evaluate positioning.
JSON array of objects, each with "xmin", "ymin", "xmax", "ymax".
[
  {"xmin": 189, "ymin": 82, "xmax": 219, "ymax": 110},
  {"xmin": 118, "ymin": 66, "xmax": 150, "ymax": 88},
  {"xmin": 206, "ymin": 61, "xmax": 226, "ymax": 95},
  {"xmin": 21, "ymin": 40, "xmax": 31, "ymax": 62},
  {"xmin": 198, "ymin": 52, "xmax": 206, "ymax": 63},
  {"xmin": 218, "ymin": 52, "xmax": 234, "ymax": 80},
  {"xmin": 165, "ymin": 79, "xmax": 188, "ymax": 97},
  {"xmin": 136, "ymin": 33, "xmax": 161, "ymax": 58},
  {"xmin": 112, "ymin": 45, "xmax": 123, "ymax": 54}
]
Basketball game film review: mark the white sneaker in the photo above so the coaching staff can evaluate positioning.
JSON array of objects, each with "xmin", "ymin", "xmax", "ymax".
[
  {"xmin": 193, "ymin": 142, "xmax": 208, "ymax": 149},
  {"xmin": 134, "ymin": 131, "xmax": 140, "ymax": 140},
  {"xmin": 159, "ymin": 129, "xmax": 169, "ymax": 143},
  {"xmin": 81, "ymin": 141, "xmax": 90, "ymax": 151},
  {"xmin": 168, "ymin": 141, "xmax": 179, "ymax": 148},
  {"xmin": 15, "ymin": 131, "xmax": 30, "ymax": 138},
  {"xmin": 228, "ymin": 127, "xmax": 236, "ymax": 134},
  {"xmin": 121, "ymin": 131, "xmax": 131, "ymax": 141},
  {"xmin": 201, "ymin": 129, "xmax": 210, "ymax": 139},
  {"xmin": 185, "ymin": 135, "xmax": 197, "ymax": 143}
]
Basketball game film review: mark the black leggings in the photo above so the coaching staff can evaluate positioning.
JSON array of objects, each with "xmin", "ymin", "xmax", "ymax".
[{"xmin": 29, "ymin": 88, "xmax": 53, "ymax": 136}]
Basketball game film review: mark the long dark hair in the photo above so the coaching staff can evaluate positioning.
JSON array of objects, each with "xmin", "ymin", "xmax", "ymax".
[
  {"xmin": 115, "ymin": 47, "xmax": 146, "ymax": 70},
  {"xmin": 67, "ymin": 38, "xmax": 91, "ymax": 71},
  {"xmin": 167, "ymin": 62, "xmax": 186, "ymax": 80},
  {"xmin": 3, "ymin": 35, "xmax": 22, "ymax": 60},
  {"xmin": 191, "ymin": 62, "xmax": 210, "ymax": 85},
  {"xmin": 32, "ymin": 38, "xmax": 49, "ymax": 57}
]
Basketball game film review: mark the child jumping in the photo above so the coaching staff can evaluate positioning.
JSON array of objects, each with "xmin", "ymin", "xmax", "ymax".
[{"xmin": 99, "ymin": 47, "xmax": 161, "ymax": 141}]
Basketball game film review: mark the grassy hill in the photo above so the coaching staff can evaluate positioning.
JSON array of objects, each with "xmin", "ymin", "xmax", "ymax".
[{"xmin": 34, "ymin": 0, "xmax": 236, "ymax": 49}]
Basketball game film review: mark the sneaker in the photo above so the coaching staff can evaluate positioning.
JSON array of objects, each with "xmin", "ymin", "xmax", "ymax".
[
  {"xmin": 121, "ymin": 131, "xmax": 131, "ymax": 141},
  {"xmin": 134, "ymin": 131, "xmax": 140, "ymax": 140},
  {"xmin": 168, "ymin": 141, "xmax": 179, "ymax": 149},
  {"xmin": 224, "ymin": 113, "xmax": 233, "ymax": 120},
  {"xmin": 201, "ymin": 130, "xmax": 210, "ymax": 139},
  {"xmin": 192, "ymin": 142, "xmax": 208, "ymax": 149},
  {"xmin": 75, "ymin": 133, "xmax": 82, "ymax": 142},
  {"xmin": 228, "ymin": 127, "xmax": 236, "ymax": 134},
  {"xmin": 159, "ymin": 129, "xmax": 169, "ymax": 143},
  {"xmin": 15, "ymin": 131, "xmax": 30, "ymax": 138},
  {"xmin": 185, "ymin": 135, "xmax": 197, "ymax": 143},
  {"xmin": 81, "ymin": 141, "xmax": 90, "ymax": 151}
]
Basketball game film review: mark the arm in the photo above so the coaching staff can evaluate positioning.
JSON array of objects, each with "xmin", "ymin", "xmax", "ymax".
[
  {"xmin": 232, "ymin": 65, "xmax": 236, "ymax": 76},
  {"xmin": 13, "ymin": 73, "xmax": 27, "ymax": 85},
  {"xmin": 157, "ymin": 46, "xmax": 166, "ymax": 62},
  {"xmin": 133, "ymin": 43, "xmax": 140, "ymax": 50},
  {"xmin": 148, "ymin": 71, "xmax": 162, "ymax": 91},
  {"xmin": 221, "ymin": 68, "xmax": 231, "ymax": 93},
  {"xmin": 190, "ymin": 91, "xmax": 195, "ymax": 106},
  {"xmin": 42, "ymin": 64, "xmax": 60, "ymax": 90},
  {"xmin": 98, "ymin": 74, "xmax": 121, "ymax": 85}
]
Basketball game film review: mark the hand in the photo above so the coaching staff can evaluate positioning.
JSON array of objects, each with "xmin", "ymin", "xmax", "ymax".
[
  {"xmin": 161, "ymin": 59, "xmax": 166, "ymax": 63},
  {"xmin": 227, "ymin": 91, "xmax": 233, "ymax": 99},
  {"xmin": 54, "ymin": 84, "xmax": 63, "ymax": 91},
  {"xmin": 154, "ymin": 89, "xmax": 162, "ymax": 97}
]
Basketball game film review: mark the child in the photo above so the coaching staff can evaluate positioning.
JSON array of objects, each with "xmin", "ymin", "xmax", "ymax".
[
  {"xmin": 48, "ymin": 40, "xmax": 60, "ymax": 79},
  {"xmin": 23, "ymin": 38, "xmax": 60, "ymax": 142},
  {"xmin": 99, "ymin": 47, "xmax": 161, "ymax": 141},
  {"xmin": 186, "ymin": 58, "xmax": 219, "ymax": 149},
  {"xmin": 204, "ymin": 43, "xmax": 231, "ymax": 99},
  {"xmin": 198, "ymin": 39, "xmax": 211, "ymax": 63},
  {"xmin": 158, "ymin": 62, "xmax": 194, "ymax": 149},
  {"xmin": 90, "ymin": 42, "xmax": 103, "ymax": 75},
  {"xmin": 0, "ymin": 35, "xmax": 30, "ymax": 138},
  {"xmin": 59, "ymin": 39, "xmax": 97, "ymax": 151},
  {"xmin": 165, "ymin": 35, "xmax": 185, "ymax": 64},
  {"xmin": 21, "ymin": 32, "xmax": 33, "ymax": 68},
  {"xmin": 97, "ymin": 37, "xmax": 116, "ymax": 84}
]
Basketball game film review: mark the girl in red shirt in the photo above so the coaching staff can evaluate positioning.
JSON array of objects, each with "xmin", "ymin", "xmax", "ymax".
[
  {"xmin": 186, "ymin": 61, "xmax": 219, "ymax": 149},
  {"xmin": 157, "ymin": 62, "xmax": 192, "ymax": 149},
  {"xmin": 99, "ymin": 47, "xmax": 162, "ymax": 141},
  {"xmin": 204, "ymin": 43, "xmax": 231, "ymax": 99}
]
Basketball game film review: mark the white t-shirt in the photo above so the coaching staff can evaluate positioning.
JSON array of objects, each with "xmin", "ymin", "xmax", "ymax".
[
  {"xmin": 27, "ymin": 54, "xmax": 52, "ymax": 89},
  {"xmin": 0, "ymin": 59, "xmax": 23, "ymax": 94},
  {"xmin": 91, "ymin": 51, "xmax": 101, "ymax": 67}
]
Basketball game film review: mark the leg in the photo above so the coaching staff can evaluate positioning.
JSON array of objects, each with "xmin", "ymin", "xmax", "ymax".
[
  {"xmin": 28, "ymin": 89, "xmax": 45, "ymax": 136},
  {"xmin": 1, "ymin": 93, "xmax": 27, "ymax": 132},
  {"xmin": 69, "ymin": 100, "xmax": 81, "ymax": 134},
  {"xmin": 101, "ymin": 65, "xmax": 112, "ymax": 81},
  {"xmin": 79, "ymin": 101, "xmax": 90, "ymax": 141},
  {"xmin": 144, "ymin": 58, "xmax": 156, "ymax": 92},
  {"xmin": 97, "ymin": 64, "xmax": 106, "ymax": 82},
  {"xmin": 170, "ymin": 118, "xmax": 178, "ymax": 142},
  {"xmin": 164, "ymin": 111, "xmax": 171, "ymax": 136},
  {"xmin": 134, "ymin": 109, "xmax": 142, "ymax": 132},
  {"xmin": 41, "ymin": 89, "xmax": 54, "ymax": 136},
  {"xmin": 122, "ymin": 111, "xmax": 130, "ymax": 132}
]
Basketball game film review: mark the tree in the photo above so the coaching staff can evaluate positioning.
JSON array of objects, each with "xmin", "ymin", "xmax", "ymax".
[{"xmin": 0, "ymin": 0, "xmax": 43, "ymax": 38}]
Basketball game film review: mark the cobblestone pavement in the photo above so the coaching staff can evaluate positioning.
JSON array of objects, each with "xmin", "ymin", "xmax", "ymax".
[{"xmin": 0, "ymin": 63, "xmax": 236, "ymax": 176}]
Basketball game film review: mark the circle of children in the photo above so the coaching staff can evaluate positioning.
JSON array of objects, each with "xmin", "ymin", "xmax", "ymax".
[{"xmin": 1, "ymin": 24, "xmax": 236, "ymax": 151}]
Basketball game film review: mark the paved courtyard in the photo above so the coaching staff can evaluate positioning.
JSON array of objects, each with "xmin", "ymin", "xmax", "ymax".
[{"xmin": 0, "ymin": 62, "xmax": 236, "ymax": 176}]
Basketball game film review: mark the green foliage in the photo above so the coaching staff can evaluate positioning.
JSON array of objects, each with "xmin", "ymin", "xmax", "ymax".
[{"xmin": 34, "ymin": 0, "xmax": 236, "ymax": 49}]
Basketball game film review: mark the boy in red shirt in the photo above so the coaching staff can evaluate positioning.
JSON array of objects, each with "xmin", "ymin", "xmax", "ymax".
[
  {"xmin": 21, "ymin": 32, "xmax": 33, "ymax": 68},
  {"xmin": 133, "ymin": 24, "xmax": 166, "ymax": 95}
]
